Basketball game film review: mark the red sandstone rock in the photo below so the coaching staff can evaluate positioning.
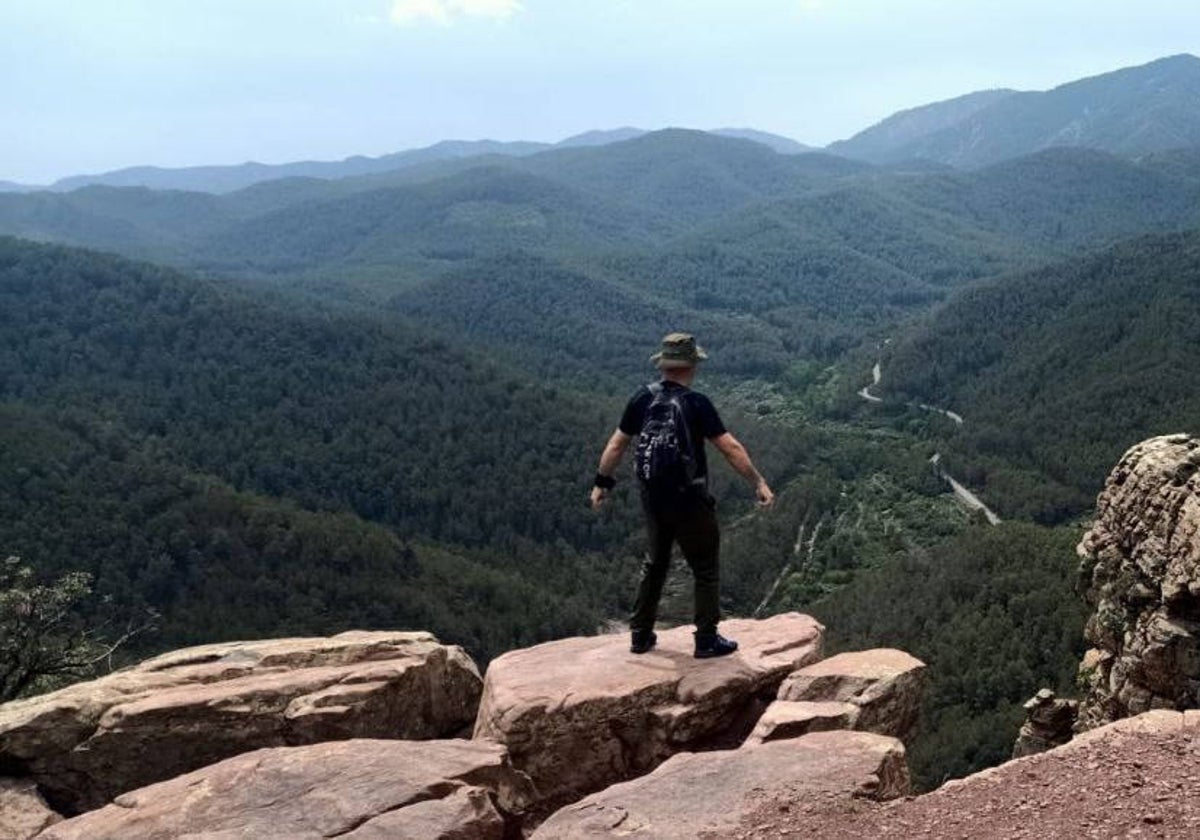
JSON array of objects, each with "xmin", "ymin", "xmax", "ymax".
[
  {"xmin": 743, "ymin": 699, "xmax": 859, "ymax": 745},
  {"xmin": 473, "ymin": 613, "xmax": 824, "ymax": 809},
  {"xmin": 0, "ymin": 631, "xmax": 481, "ymax": 813},
  {"xmin": 531, "ymin": 731, "xmax": 910, "ymax": 839},
  {"xmin": 0, "ymin": 779, "xmax": 59, "ymax": 840},
  {"xmin": 776, "ymin": 648, "xmax": 926, "ymax": 743},
  {"xmin": 36, "ymin": 739, "xmax": 532, "ymax": 840}
]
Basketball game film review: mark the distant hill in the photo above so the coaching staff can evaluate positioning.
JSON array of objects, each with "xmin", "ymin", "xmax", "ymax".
[
  {"xmin": 883, "ymin": 230, "xmax": 1200, "ymax": 520},
  {"xmin": 0, "ymin": 180, "xmax": 40, "ymax": 193},
  {"xmin": 830, "ymin": 54, "xmax": 1200, "ymax": 167},
  {"xmin": 829, "ymin": 89, "xmax": 1018, "ymax": 162},
  {"xmin": 881, "ymin": 147, "xmax": 1200, "ymax": 248},
  {"xmin": 48, "ymin": 139, "xmax": 553, "ymax": 195},
  {"xmin": 710, "ymin": 128, "xmax": 812, "ymax": 154},
  {"xmin": 556, "ymin": 127, "xmax": 648, "ymax": 147},
  {"xmin": 39, "ymin": 127, "xmax": 814, "ymax": 196}
]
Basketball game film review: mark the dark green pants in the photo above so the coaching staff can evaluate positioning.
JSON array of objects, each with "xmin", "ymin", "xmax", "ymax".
[{"xmin": 630, "ymin": 492, "xmax": 721, "ymax": 636}]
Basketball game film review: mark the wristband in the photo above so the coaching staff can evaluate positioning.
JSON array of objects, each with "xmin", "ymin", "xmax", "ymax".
[{"xmin": 594, "ymin": 473, "xmax": 616, "ymax": 490}]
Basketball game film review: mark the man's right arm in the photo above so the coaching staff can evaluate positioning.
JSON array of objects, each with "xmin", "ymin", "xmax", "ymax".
[{"xmin": 591, "ymin": 429, "xmax": 631, "ymax": 510}]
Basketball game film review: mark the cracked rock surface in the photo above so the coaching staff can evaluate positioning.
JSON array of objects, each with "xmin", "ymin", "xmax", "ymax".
[
  {"xmin": 473, "ymin": 613, "xmax": 824, "ymax": 810},
  {"xmin": 35, "ymin": 738, "xmax": 532, "ymax": 840},
  {"xmin": 0, "ymin": 631, "xmax": 482, "ymax": 813},
  {"xmin": 1077, "ymin": 434, "xmax": 1200, "ymax": 730},
  {"xmin": 531, "ymin": 730, "xmax": 910, "ymax": 840}
]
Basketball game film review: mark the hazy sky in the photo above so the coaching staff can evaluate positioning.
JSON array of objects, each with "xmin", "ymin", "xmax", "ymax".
[{"xmin": 4, "ymin": 0, "xmax": 1199, "ymax": 183}]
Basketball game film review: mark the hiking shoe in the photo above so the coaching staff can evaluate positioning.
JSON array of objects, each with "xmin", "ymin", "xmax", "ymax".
[
  {"xmin": 694, "ymin": 633, "xmax": 738, "ymax": 659},
  {"xmin": 630, "ymin": 630, "xmax": 657, "ymax": 654}
]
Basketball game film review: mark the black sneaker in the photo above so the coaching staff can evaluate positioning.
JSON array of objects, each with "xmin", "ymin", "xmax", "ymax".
[
  {"xmin": 694, "ymin": 633, "xmax": 738, "ymax": 659},
  {"xmin": 630, "ymin": 630, "xmax": 657, "ymax": 654}
]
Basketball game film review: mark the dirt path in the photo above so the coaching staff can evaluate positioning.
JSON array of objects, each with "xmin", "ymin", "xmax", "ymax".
[
  {"xmin": 930, "ymin": 454, "xmax": 1002, "ymax": 526},
  {"xmin": 735, "ymin": 729, "xmax": 1200, "ymax": 839}
]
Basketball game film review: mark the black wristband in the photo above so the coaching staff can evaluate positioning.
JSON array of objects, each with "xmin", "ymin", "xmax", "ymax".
[{"xmin": 594, "ymin": 473, "xmax": 616, "ymax": 490}]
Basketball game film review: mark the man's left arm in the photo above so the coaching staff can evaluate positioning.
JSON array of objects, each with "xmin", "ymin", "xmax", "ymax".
[{"xmin": 711, "ymin": 432, "xmax": 775, "ymax": 508}]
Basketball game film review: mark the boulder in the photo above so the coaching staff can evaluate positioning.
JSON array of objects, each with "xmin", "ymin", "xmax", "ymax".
[
  {"xmin": 0, "ymin": 631, "xmax": 482, "ymax": 813},
  {"xmin": 473, "ymin": 613, "xmax": 823, "ymax": 810},
  {"xmin": 1012, "ymin": 688, "xmax": 1079, "ymax": 758},
  {"xmin": 531, "ymin": 731, "xmax": 910, "ymax": 839},
  {"xmin": 776, "ymin": 648, "xmax": 926, "ymax": 743},
  {"xmin": 743, "ymin": 699, "xmax": 858, "ymax": 746},
  {"xmin": 0, "ymin": 779, "xmax": 59, "ymax": 840},
  {"xmin": 36, "ymin": 739, "xmax": 533, "ymax": 840},
  {"xmin": 1076, "ymin": 434, "xmax": 1200, "ymax": 730}
]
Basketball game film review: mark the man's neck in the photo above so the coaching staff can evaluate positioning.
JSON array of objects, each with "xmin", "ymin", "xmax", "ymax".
[{"xmin": 661, "ymin": 372, "xmax": 695, "ymax": 388}]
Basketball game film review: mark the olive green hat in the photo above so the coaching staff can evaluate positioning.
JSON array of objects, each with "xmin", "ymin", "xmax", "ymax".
[{"xmin": 651, "ymin": 332, "xmax": 709, "ymax": 369}]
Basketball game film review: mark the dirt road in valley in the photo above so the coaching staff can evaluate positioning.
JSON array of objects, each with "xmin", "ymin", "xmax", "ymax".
[{"xmin": 859, "ymin": 359, "xmax": 1001, "ymax": 525}]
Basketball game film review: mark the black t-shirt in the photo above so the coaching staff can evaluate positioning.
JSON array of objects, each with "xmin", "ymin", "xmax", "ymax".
[{"xmin": 619, "ymin": 380, "xmax": 727, "ymax": 483}]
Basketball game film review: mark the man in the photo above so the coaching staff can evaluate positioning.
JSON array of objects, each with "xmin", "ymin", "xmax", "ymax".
[{"xmin": 590, "ymin": 333, "xmax": 775, "ymax": 658}]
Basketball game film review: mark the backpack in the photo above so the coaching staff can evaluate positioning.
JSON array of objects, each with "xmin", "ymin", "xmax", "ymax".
[{"xmin": 634, "ymin": 383, "xmax": 701, "ymax": 497}]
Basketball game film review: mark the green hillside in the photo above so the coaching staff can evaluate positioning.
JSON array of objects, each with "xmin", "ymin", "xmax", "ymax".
[{"xmin": 883, "ymin": 230, "xmax": 1200, "ymax": 520}]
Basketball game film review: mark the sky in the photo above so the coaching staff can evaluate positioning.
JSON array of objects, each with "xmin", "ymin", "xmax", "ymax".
[{"xmin": 3, "ymin": 0, "xmax": 1199, "ymax": 183}]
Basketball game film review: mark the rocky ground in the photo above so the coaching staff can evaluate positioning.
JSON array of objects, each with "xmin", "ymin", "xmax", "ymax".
[{"xmin": 738, "ymin": 726, "xmax": 1200, "ymax": 839}]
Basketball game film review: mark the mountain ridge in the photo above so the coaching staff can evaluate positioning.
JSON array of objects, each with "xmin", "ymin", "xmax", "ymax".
[{"xmin": 832, "ymin": 53, "xmax": 1200, "ymax": 167}]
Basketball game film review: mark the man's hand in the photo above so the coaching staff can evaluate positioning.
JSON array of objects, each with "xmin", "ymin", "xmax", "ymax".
[
  {"xmin": 755, "ymin": 479, "xmax": 775, "ymax": 509},
  {"xmin": 590, "ymin": 486, "xmax": 610, "ymax": 511}
]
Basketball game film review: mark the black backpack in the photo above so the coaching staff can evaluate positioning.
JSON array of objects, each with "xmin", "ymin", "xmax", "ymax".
[{"xmin": 634, "ymin": 383, "xmax": 701, "ymax": 497}]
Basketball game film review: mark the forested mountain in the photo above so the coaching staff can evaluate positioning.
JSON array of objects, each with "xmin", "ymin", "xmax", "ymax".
[
  {"xmin": 6, "ymin": 128, "xmax": 1198, "ymax": 295},
  {"xmin": 882, "ymin": 231, "xmax": 1200, "ymax": 521},
  {"xmin": 830, "ymin": 54, "xmax": 1200, "ymax": 167},
  {"xmin": 829, "ymin": 89, "xmax": 1018, "ymax": 162},
  {"xmin": 43, "ymin": 140, "xmax": 555, "ymax": 195},
  {"xmin": 710, "ymin": 128, "xmax": 813, "ymax": 154},
  {"xmin": 881, "ymin": 147, "xmax": 1200, "ymax": 248},
  {"xmin": 31, "ymin": 127, "xmax": 813, "ymax": 195}
]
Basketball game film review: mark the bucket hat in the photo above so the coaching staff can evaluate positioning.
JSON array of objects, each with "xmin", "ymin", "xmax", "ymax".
[{"xmin": 651, "ymin": 332, "xmax": 709, "ymax": 369}]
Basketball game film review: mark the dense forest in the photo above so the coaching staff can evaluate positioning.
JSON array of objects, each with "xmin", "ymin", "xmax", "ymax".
[{"xmin": 0, "ymin": 237, "xmax": 812, "ymax": 662}]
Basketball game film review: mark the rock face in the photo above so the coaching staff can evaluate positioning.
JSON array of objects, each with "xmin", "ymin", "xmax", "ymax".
[
  {"xmin": 36, "ymin": 739, "xmax": 533, "ymax": 840},
  {"xmin": 531, "ymin": 731, "xmax": 910, "ymax": 839},
  {"xmin": 776, "ymin": 648, "xmax": 926, "ymax": 743},
  {"xmin": 473, "ymin": 613, "xmax": 824, "ymax": 810},
  {"xmin": 1012, "ymin": 688, "xmax": 1079, "ymax": 758},
  {"xmin": 0, "ymin": 631, "xmax": 482, "ymax": 814},
  {"xmin": 0, "ymin": 779, "xmax": 59, "ymax": 840},
  {"xmin": 1076, "ymin": 434, "xmax": 1200, "ymax": 730},
  {"xmin": 743, "ymin": 700, "xmax": 858, "ymax": 745}
]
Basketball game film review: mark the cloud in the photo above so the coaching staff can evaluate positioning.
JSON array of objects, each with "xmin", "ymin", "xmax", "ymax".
[{"xmin": 390, "ymin": 0, "xmax": 524, "ymax": 26}]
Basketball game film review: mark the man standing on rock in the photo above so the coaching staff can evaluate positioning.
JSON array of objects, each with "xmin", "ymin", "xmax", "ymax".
[{"xmin": 590, "ymin": 333, "xmax": 775, "ymax": 659}]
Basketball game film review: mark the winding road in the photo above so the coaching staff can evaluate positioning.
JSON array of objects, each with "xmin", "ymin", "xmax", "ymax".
[{"xmin": 859, "ymin": 357, "xmax": 1001, "ymax": 526}]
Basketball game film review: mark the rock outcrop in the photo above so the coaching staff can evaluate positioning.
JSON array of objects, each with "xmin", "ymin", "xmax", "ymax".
[
  {"xmin": 531, "ymin": 731, "xmax": 910, "ymax": 839},
  {"xmin": 0, "ymin": 631, "xmax": 482, "ymax": 813},
  {"xmin": 0, "ymin": 779, "xmax": 59, "ymax": 840},
  {"xmin": 36, "ymin": 739, "xmax": 533, "ymax": 840},
  {"xmin": 473, "ymin": 613, "xmax": 824, "ymax": 810},
  {"xmin": 1012, "ymin": 688, "xmax": 1078, "ymax": 758},
  {"xmin": 775, "ymin": 648, "xmax": 926, "ymax": 743},
  {"xmin": 1076, "ymin": 434, "xmax": 1200, "ymax": 730},
  {"xmin": 743, "ymin": 699, "xmax": 859, "ymax": 745}
]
